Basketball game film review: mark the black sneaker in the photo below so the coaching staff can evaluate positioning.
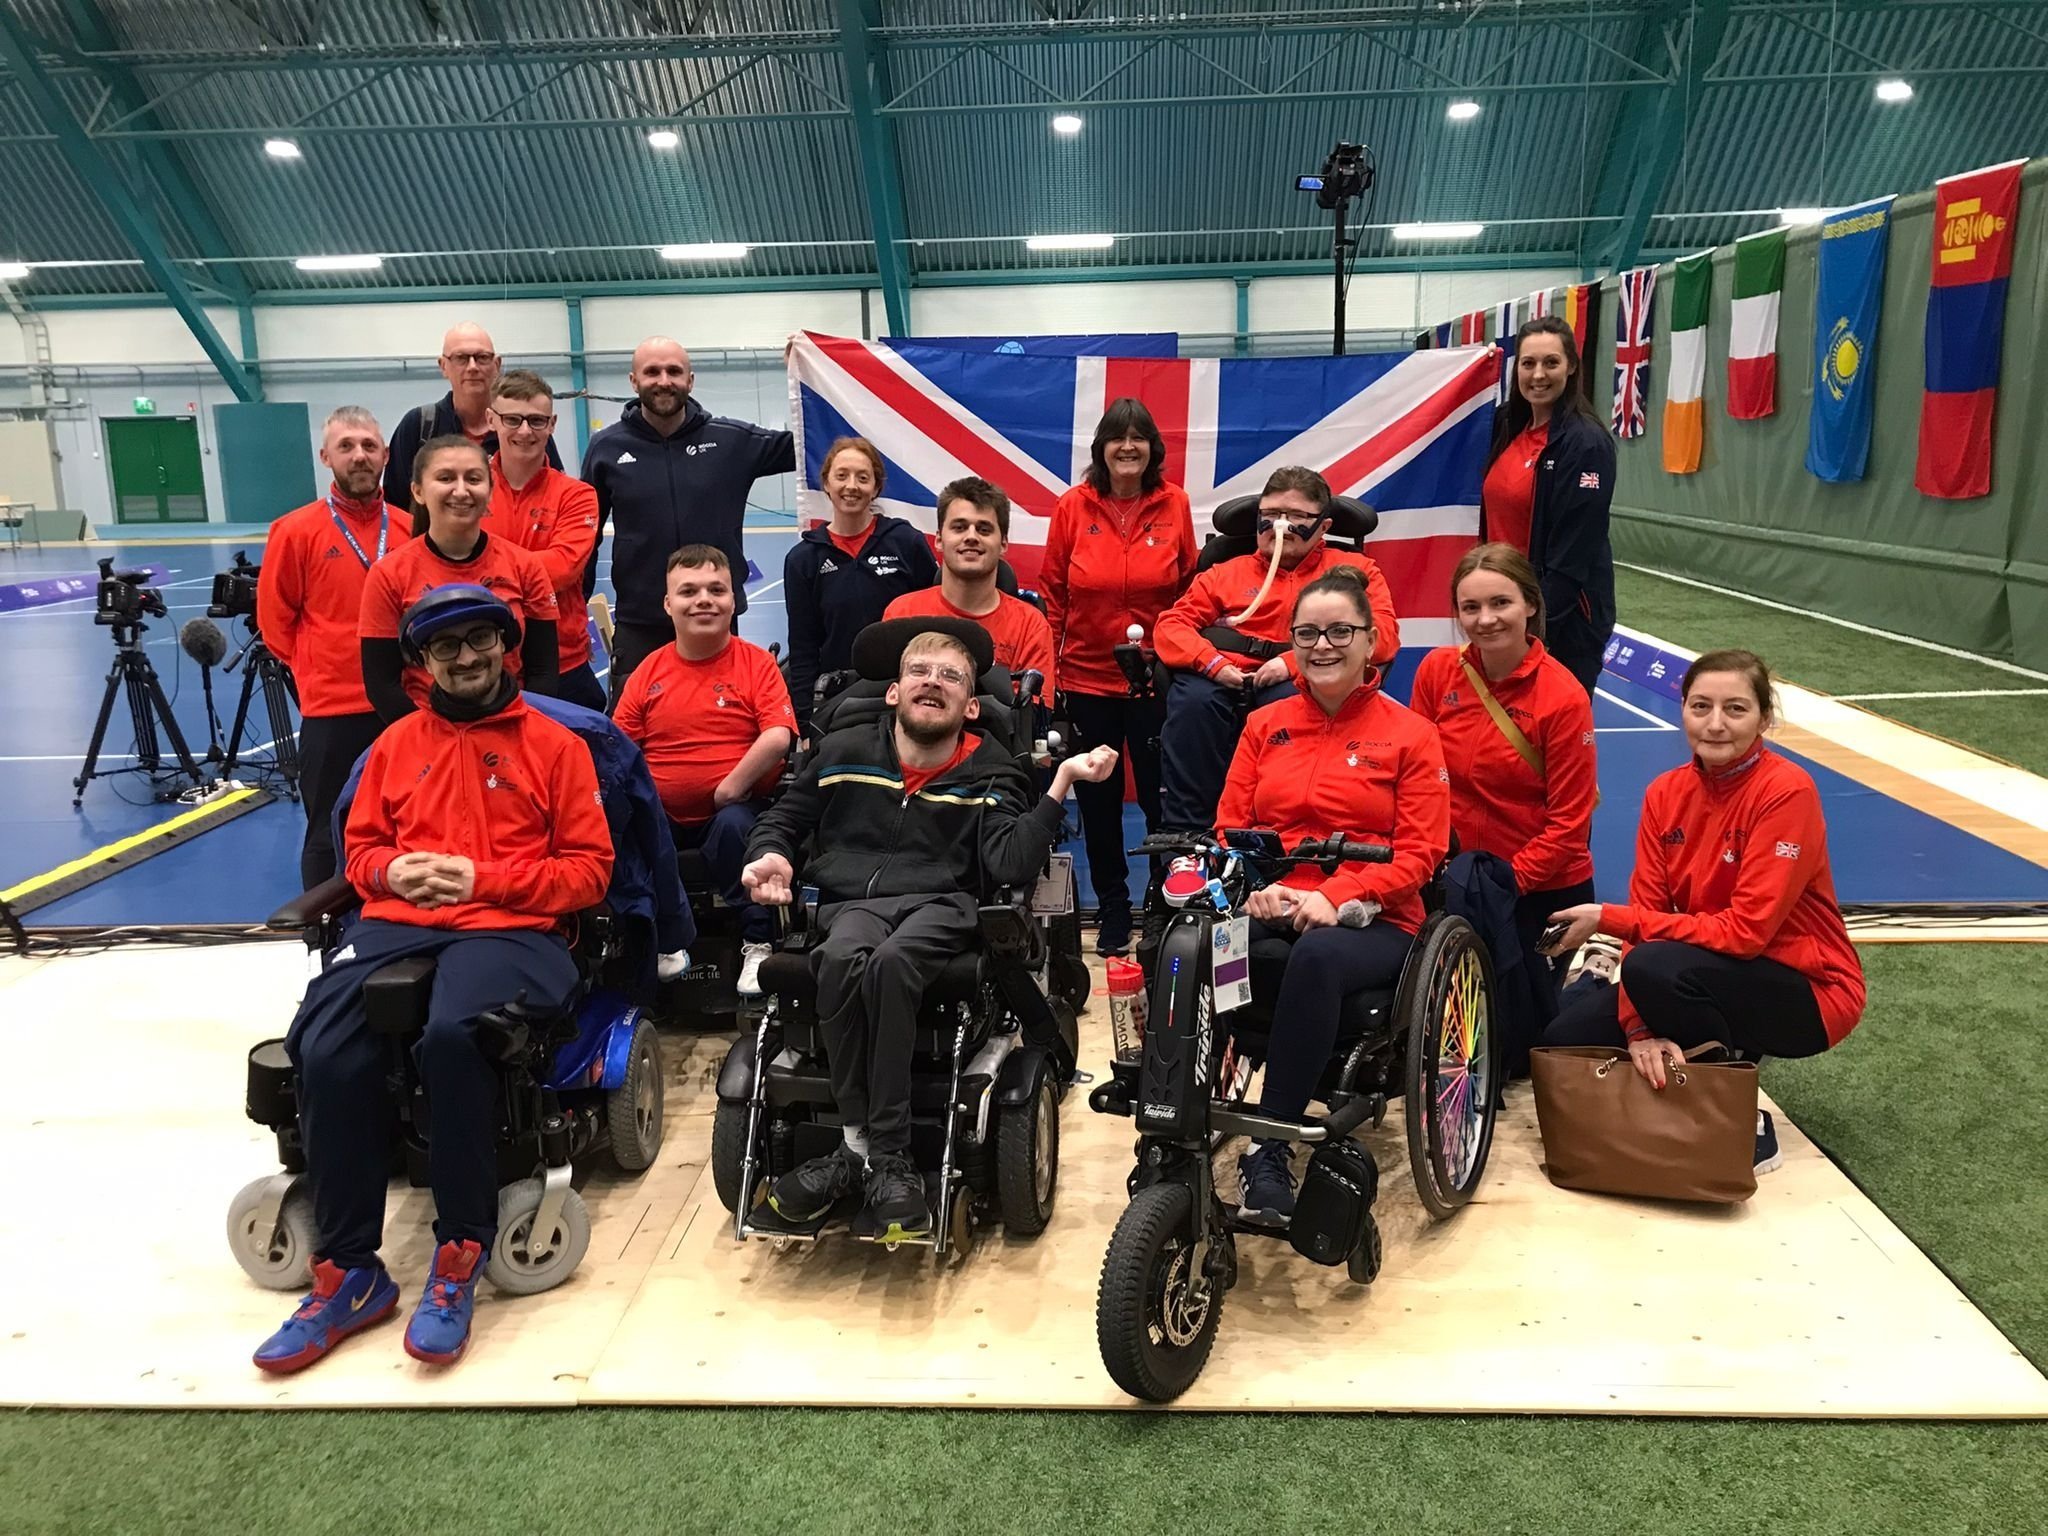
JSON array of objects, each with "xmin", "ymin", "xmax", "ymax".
[
  {"xmin": 768, "ymin": 1145, "xmax": 862, "ymax": 1223},
  {"xmin": 863, "ymin": 1152, "xmax": 932, "ymax": 1240},
  {"xmin": 1095, "ymin": 904, "xmax": 1133, "ymax": 957},
  {"xmin": 1754, "ymin": 1110, "xmax": 1784, "ymax": 1175},
  {"xmin": 1237, "ymin": 1138, "xmax": 1297, "ymax": 1228}
]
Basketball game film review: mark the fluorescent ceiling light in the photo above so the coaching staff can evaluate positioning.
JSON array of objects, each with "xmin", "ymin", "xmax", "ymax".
[
  {"xmin": 0, "ymin": 263, "xmax": 29, "ymax": 280},
  {"xmin": 1778, "ymin": 207, "xmax": 1830, "ymax": 226},
  {"xmin": 646, "ymin": 128, "xmax": 680, "ymax": 149},
  {"xmin": 660, "ymin": 242, "xmax": 749, "ymax": 260},
  {"xmin": 1391, "ymin": 222, "xmax": 1485, "ymax": 240},
  {"xmin": 263, "ymin": 138, "xmax": 301, "ymax": 160},
  {"xmin": 1025, "ymin": 233, "xmax": 1115, "ymax": 251},
  {"xmin": 1874, "ymin": 78, "xmax": 1914, "ymax": 103},
  {"xmin": 1051, "ymin": 113, "xmax": 1083, "ymax": 135},
  {"xmin": 294, "ymin": 254, "xmax": 382, "ymax": 271},
  {"xmin": 1446, "ymin": 100, "xmax": 1481, "ymax": 121}
]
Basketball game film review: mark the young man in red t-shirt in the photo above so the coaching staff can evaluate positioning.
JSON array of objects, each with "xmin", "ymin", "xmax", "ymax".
[
  {"xmin": 882, "ymin": 476, "xmax": 1055, "ymax": 705},
  {"xmin": 613, "ymin": 545, "xmax": 795, "ymax": 995}
]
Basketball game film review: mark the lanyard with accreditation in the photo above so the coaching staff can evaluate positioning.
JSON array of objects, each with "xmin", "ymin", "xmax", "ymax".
[{"xmin": 328, "ymin": 496, "xmax": 392, "ymax": 569}]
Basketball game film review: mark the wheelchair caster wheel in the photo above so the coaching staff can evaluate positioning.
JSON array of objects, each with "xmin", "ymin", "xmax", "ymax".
[
  {"xmin": 1346, "ymin": 1215, "xmax": 1384, "ymax": 1286},
  {"xmin": 226, "ymin": 1174, "xmax": 316, "ymax": 1290},
  {"xmin": 487, "ymin": 1177, "xmax": 591, "ymax": 1296}
]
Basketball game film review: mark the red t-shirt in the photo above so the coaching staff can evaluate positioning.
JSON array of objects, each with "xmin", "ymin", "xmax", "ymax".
[
  {"xmin": 1481, "ymin": 422, "xmax": 1549, "ymax": 556},
  {"xmin": 357, "ymin": 531, "xmax": 559, "ymax": 709},
  {"xmin": 613, "ymin": 636, "xmax": 796, "ymax": 824},
  {"xmin": 828, "ymin": 522, "xmax": 877, "ymax": 561},
  {"xmin": 901, "ymin": 732, "xmax": 979, "ymax": 799},
  {"xmin": 883, "ymin": 585, "xmax": 1056, "ymax": 702}
]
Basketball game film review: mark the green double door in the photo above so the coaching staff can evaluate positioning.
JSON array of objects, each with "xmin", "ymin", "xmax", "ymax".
[{"xmin": 106, "ymin": 415, "xmax": 207, "ymax": 523}]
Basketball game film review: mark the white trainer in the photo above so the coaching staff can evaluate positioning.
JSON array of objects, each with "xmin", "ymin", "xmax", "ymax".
[{"xmin": 737, "ymin": 941, "xmax": 772, "ymax": 997}]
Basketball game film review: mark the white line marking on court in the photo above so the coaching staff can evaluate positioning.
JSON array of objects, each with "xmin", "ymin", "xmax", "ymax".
[
  {"xmin": 1595, "ymin": 687, "xmax": 1679, "ymax": 729},
  {"xmin": 1596, "ymin": 726, "xmax": 1675, "ymax": 733},
  {"xmin": 1833, "ymin": 688, "xmax": 2048, "ymax": 701},
  {"xmin": 1617, "ymin": 561, "xmax": 2048, "ymax": 683},
  {"xmin": 748, "ymin": 578, "xmax": 785, "ymax": 600}
]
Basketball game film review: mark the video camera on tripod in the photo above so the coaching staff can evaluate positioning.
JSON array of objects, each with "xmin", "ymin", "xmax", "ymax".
[
  {"xmin": 94, "ymin": 558, "xmax": 168, "ymax": 628},
  {"xmin": 74, "ymin": 559, "xmax": 202, "ymax": 805},
  {"xmin": 194, "ymin": 550, "xmax": 301, "ymax": 798},
  {"xmin": 206, "ymin": 551, "xmax": 260, "ymax": 625}
]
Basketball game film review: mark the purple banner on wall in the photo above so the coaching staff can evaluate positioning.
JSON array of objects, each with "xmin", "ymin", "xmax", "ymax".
[
  {"xmin": 1601, "ymin": 628, "xmax": 1689, "ymax": 702},
  {"xmin": 0, "ymin": 565, "xmax": 166, "ymax": 614}
]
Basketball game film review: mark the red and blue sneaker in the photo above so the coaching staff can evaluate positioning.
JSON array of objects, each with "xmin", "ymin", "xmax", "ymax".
[
  {"xmin": 252, "ymin": 1259, "xmax": 399, "ymax": 1374},
  {"xmin": 403, "ymin": 1239, "xmax": 486, "ymax": 1366}
]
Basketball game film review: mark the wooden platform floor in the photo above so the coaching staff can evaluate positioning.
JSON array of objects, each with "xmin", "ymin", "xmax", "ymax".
[{"xmin": 4, "ymin": 942, "xmax": 2044, "ymax": 1416}]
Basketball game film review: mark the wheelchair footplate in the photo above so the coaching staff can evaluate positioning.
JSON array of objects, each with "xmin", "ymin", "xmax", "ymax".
[{"xmin": 739, "ymin": 1194, "xmax": 855, "ymax": 1244}]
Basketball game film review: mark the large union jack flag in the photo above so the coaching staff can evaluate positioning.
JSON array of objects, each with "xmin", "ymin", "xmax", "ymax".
[
  {"xmin": 788, "ymin": 332, "xmax": 1499, "ymax": 647},
  {"xmin": 1612, "ymin": 265, "xmax": 1657, "ymax": 439}
]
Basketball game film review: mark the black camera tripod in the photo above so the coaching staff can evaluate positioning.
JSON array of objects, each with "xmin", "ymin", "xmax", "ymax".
[
  {"xmin": 219, "ymin": 621, "xmax": 301, "ymax": 796},
  {"xmin": 73, "ymin": 616, "xmax": 205, "ymax": 806}
]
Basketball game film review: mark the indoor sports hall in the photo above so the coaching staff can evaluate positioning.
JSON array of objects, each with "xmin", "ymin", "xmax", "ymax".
[{"xmin": 1, "ymin": 3, "xmax": 2045, "ymax": 1532}]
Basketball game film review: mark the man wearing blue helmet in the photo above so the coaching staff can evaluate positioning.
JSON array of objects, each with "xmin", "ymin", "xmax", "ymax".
[{"xmin": 253, "ymin": 583, "xmax": 613, "ymax": 1377}]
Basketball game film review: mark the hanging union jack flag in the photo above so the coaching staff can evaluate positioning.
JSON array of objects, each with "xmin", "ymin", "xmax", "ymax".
[
  {"xmin": 1611, "ymin": 265, "xmax": 1657, "ymax": 439},
  {"xmin": 788, "ymin": 332, "xmax": 1500, "ymax": 648}
]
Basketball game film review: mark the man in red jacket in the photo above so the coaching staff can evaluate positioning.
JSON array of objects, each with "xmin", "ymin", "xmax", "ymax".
[
  {"xmin": 1154, "ymin": 466, "xmax": 1400, "ymax": 832},
  {"xmin": 484, "ymin": 369, "xmax": 605, "ymax": 710},
  {"xmin": 254, "ymin": 584, "xmax": 613, "ymax": 1377},
  {"xmin": 257, "ymin": 406, "xmax": 412, "ymax": 888}
]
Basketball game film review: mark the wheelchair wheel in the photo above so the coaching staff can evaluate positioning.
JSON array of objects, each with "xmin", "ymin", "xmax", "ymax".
[
  {"xmin": 225, "ymin": 1176, "xmax": 316, "ymax": 1290},
  {"xmin": 710, "ymin": 1099, "xmax": 756, "ymax": 1214},
  {"xmin": 606, "ymin": 1017, "xmax": 665, "ymax": 1172},
  {"xmin": 1399, "ymin": 915, "xmax": 1499, "ymax": 1220},
  {"xmin": 487, "ymin": 1178, "xmax": 591, "ymax": 1295},
  {"xmin": 996, "ymin": 1062, "xmax": 1059, "ymax": 1236},
  {"xmin": 1096, "ymin": 1182, "xmax": 1221, "ymax": 1403}
]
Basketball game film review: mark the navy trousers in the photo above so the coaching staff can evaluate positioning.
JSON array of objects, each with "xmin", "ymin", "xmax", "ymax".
[
  {"xmin": 1253, "ymin": 919, "xmax": 1416, "ymax": 1121},
  {"xmin": 1158, "ymin": 671, "xmax": 1293, "ymax": 831},
  {"xmin": 284, "ymin": 918, "xmax": 579, "ymax": 1268},
  {"xmin": 553, "ymin": 662, "xmax": 608, "ymax": 713},
  {"xmin": 673, "ymin": 799, "xmax": 774, "ymax": 943}
]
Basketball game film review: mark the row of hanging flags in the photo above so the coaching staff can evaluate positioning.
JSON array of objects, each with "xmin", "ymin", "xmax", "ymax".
[
  {"xmin": 1419, "ymin": 158, "xmax": 2026, "ymax": 499},
  {"xmin": 1419, "ymin": 282, "xmax": 1598, "ymax": 406}
]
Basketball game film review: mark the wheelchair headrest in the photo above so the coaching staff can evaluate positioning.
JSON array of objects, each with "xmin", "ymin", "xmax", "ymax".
[
  {"xmin": 1212, "ymin": 494, "xmax": 1377, "ymax": 542},
  {"xmin": 811, "ymin": 675, "xmax": 1021, "ymax": 753},
  {"xmin": 850, "ymin": 616, "xmax": 998, "ymax": 685}
]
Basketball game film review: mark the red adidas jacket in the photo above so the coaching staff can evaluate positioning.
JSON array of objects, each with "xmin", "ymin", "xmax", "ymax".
[
  {"xmin": 1409, "ymin": 639, "xmax": 1596, "ymax": 892},
  {"xmin": 1155, "ymin": 542, "xmax": 1400, "ymax": 678},
  {"xmin": 343, "ymin": 691, "xmax": 612, "ymax": 932},
  {"xmin": 485, "ymin": 457, "xmax": 601, "ymax": 672},
  {"xmin": 1603, "ymin": 741, "xmax": 1865, "ymax": 1045},
  {"xmin": 1040, "ymin": 482, "xmax": 1198, "ymax": 697},
  {"xmin": 257, "ymin": 488, "xmax": 411, "ymax": 718},
  {"xmin": 1215, "ymin": 675, "xmax": 1449, "ymax": 934}
]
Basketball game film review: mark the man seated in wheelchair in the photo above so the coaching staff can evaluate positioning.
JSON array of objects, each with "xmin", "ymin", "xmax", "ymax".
[
  {"xmin": 1154, "ymin": 466, "xmax": 1402, "ymax": 833},
  {"xmin": 1210, "ymin": 564, "xmax": 1449, "ymax": 1227},
  {"xmin": 613, "ymin": 544, "xmax": 796, "ymax": 997},
  {"xmin": 253, "ymin": 584, "xmax": 612, "ymax": 1373},
  {"xmin": 739, "ymin": 620, "xmax": 1117, "ymax": 1240}
]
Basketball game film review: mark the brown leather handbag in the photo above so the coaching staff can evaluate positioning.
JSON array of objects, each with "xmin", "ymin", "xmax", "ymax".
[{"xmin": 1529, "ymin": 1042, "xmax": 1760, "ymax": 1203}]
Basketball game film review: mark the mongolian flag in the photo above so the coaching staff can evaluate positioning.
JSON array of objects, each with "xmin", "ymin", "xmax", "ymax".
[
  {"xmin": 1727, "ymin": 228, "xmax": 1786, "ymax": 419},
  {"xmin": 1662, "ymin": 253, "xmax": 1710, "ymax": 473},
  {"xmin": 1806, "ymin": 196, "xmax": 1894, "ymax": 484},
  {"xmin": 1915, "ymin": 159, "xmax": 2025, "ymax": 499}
]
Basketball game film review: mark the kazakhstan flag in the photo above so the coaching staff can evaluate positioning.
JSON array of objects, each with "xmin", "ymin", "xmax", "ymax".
[{"xmin": 1806, "ymin": 196, "xmax": 1896, "ymax": 483}]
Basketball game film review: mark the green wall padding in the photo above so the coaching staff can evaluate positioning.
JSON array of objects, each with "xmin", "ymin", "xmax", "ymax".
[
  {"xmin": 213, "ymin": 401, "xmax": 316, "ymax": 526},
  {"xmin": 1587, "ymin": 158, "xmax": 2048, "ymax": 672}
]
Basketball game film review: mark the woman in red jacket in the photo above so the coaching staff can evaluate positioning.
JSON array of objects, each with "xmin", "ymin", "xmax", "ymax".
[
  {"xmin": 1042, "ymin": 398, "xmax": 1198, "ymax": 955},
  {"xmin": 1541, "ymin": 649, "xmax": 1865, "ymax": 1172},
  {"xmin": 1411, "ymin": 543, "xmax": 1597, "ymax": 1025},
  {"xmin": 1215, "ymin": 564, "xmax": 1450, "ymax": 1226}
]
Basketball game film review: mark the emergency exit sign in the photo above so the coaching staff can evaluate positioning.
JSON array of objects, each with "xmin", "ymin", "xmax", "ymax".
[{"xmin": 132, "ymin": 396, "xmax": 155, "ymax": 415}]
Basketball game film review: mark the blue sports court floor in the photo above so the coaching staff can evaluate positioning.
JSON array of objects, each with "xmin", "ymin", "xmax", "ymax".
[{"xmin": 4, "ymin": 526, "xmax": 2046, "ymax": 926}]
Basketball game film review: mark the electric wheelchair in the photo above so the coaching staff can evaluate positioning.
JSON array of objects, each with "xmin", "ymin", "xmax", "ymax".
[
  {"xmin": 710, "ymin": 618, "xmax": 1091, "ymax": 1259},
  {"xmin": 226, "ymin": 704, "xmax": 672, "ymax": 1299},
  {"xmin": 1089, "ymin": 827, "xmax": 1498, "ymax": 1402}
]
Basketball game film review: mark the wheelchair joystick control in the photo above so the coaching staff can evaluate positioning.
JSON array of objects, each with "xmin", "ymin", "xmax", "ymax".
[{"xmin": 1126, "ymin": 624, "xmax": 1144, "ymax": 643}]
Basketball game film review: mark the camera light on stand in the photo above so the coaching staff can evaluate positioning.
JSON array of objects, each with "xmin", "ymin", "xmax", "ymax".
[
  {"xmin": 1446, "ymin": 100, "xmax": 1481, "ymax": 122},
  {"xmin": 1025, "ymin": 233, "xmax": 1115, "ymax": 252},
  {"xmin": 1391, "ymin": 222, "xmax": 1485, "ymax": 241},
  {"xmin": 659, "ymin": 242, "xmax": 749, "ymax": 260}
]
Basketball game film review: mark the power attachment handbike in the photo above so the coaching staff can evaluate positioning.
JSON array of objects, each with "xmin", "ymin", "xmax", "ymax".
[{"xmin": 1089, "ymin": 828, "xmax": 1499, "ymax": 1402}]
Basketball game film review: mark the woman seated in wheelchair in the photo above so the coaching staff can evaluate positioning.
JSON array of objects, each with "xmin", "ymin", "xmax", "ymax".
[
  {"xmin": 1213, "ymin": 564, "xmax": 1450, "ymax": 1226},
  {"xmin": 253, "ymin": 584, "xmax": 612, "ymax": 1374},
  {"xmin": 739, "ymin": 622, "xmax": 1118, "ymax": 1241},
  {"xmin": 1539, "ymin": 649, "xmax": 1865, "ymax": 1174}
]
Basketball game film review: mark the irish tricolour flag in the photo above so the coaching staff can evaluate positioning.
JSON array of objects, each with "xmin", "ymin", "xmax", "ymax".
[
  {"xmin": 1728, "ymin": 228, "xmax": 1786, "ymax": 419},
  {"xmin": 1662, "ymin": 252, "xmax": 1710, "ymax": 473}
]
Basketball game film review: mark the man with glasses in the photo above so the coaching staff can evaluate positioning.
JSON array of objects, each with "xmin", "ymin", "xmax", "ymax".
[
  {"xmin": 254, "ymin": 583, "xmax": 611, "ymax": 1375},
  {"xmin": 1153, "ymin": 465, "xmax": 1402, "ymax": 834},
  {"xmin": 482, "ymin": 370, "xmax": 605, "ymax": 710},
  {"xmin": 382, "ymin": 322, "xmax": 564, "ymax": 514},
  {"xmin": 259, "ymin": 406, "xmax": 412, "ymax": 889},
  {"xmin": 582, "ymin": 335, "xmax": 796, "ymax": 701},
  {"xmin": 740, "ymin": 625, "xmax": 1117, "ymax": 1241}
]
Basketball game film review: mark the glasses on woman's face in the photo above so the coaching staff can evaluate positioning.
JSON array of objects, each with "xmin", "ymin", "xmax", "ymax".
[
  {"xmin": 902, "ymin": 660, "xmax": 972, "ymax": 689},
  {"xmin": 424, "ymin": 624, "xmax": 506, "ymax": 663},
  {"xmin": 1290, "ymin": 623, "xmax": 1360, "ymax": 651}
]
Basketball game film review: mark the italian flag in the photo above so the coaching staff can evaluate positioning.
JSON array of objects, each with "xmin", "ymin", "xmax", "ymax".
[
  {"xmin": 1728, "ymin": 228, "xmax": 1785, "ymax": 418},
  {"xmin": 1662, "ymin": 252, "xmax": 1710, "ymax": 473}
]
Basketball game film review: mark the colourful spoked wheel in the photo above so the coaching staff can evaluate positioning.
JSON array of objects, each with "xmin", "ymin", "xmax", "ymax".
[{"xmin": 1399, "ymin": 914, "xmax": 1499, "ymax": 1219}]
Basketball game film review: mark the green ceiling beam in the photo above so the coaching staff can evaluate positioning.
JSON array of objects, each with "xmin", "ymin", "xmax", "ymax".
[
  {"xmin": 0, "ymin": 11, "xmax": 260, "ymax": 400},
  {"xmin": 835, "ymin": 0, "xmax": 913, "ymax": 336}
]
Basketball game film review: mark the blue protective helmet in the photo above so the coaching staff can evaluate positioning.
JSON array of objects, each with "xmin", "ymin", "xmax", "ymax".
[{"xmin": 398, "ymin": 582, "xmax": 522, "ymax": 665}]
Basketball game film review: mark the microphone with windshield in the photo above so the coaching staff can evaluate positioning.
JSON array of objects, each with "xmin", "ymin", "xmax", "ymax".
[{"xmin": 180, "ymin": 615, "xmax": 231, "ymax": 770}]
